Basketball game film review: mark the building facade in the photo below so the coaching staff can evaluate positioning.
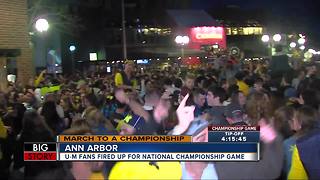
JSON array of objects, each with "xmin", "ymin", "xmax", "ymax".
[{"xmin": 0, "ymin": 0, "xmax": 33, "ymax": 88}]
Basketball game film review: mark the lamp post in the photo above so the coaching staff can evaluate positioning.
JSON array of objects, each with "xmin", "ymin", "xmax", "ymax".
[
  {"xmin": 262, "ymin": 33, "xmax": 284, "ymax": 57},
  {"xmin": 121, "ymin": 0, "xmax": 127, "ymax": 60},
  {"xmin": 261, "ymin": 34, "xmax": 271, "ymax": 57},
  {"xmin": 175, "ymin": 35, "xmax": 189, "ymax": 60},
  {"xmin": 35, "ymin": 18, "xmax": 49, "ymax": 75},
  {"xmin": 69, "ymin": 45, "xmax": 76, "ymax": 74}
]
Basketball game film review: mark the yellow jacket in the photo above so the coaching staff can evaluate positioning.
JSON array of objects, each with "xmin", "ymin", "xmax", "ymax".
[
  {"xmin": 114, "ymin": 72, "xmax": 137, "ymax": 88},
  {"xmin": 0, "ymin": 118, "xmax": 7, "ymax": 139},
  {"xmin": 288, "ymin": 145, "xmax": 308, "ymax": 179},
  {"xmin": 237, "ymin": 81, "xmax": 249, "ymax": 96},
  {"xmin": 0, "ymin": 118, "xmax": 7, "ymax": 160},
  {"xmin": 114, "ymin": 72, "xmax": 123, "ymax": 87}
]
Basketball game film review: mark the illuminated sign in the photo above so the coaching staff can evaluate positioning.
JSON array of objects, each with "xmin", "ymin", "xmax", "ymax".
[
  {"xmin": 137, "ymin": 59, "xmax": 149, "ymax": 64},
  {"xmin": 89, "ymin": 53, "xmax": 97, "ymax": 61},
  {"xmin": 196, "ymin": 33, "xmax": 223, "ymax": 39},
  {"xmin": 226, "ymin": 27, "xmax": 263, "ymax": 36},
  {"xmin": 191, "ymin": 27, "xmax": 224, "ymax": 40}
]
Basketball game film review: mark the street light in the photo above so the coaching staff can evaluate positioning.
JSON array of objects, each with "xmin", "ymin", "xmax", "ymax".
[
  {"xmin": 175, "ymin": 35, "xmax": 189, "ymax": 60},
  {"xmin": 289, "ymin": 42, "xmax": 297, "ymax": 48},
  {"xmin": 261, "ymin": 34, "xmax": 272, "ymax": 56},
  {"xmin": 273, "ymin": 34, "xmax": 281, "ymax": 42},
  {"xmin": 175, "ymin": 36, "xmax": 183, "ymax": 44},
  {"xmin": 69, "ymin": 45, "xmax": 76, "ymax": 52},
  {"xmin": 34, "ymin": 18, "xmax": 50, "ymax": 77},
  {"xmin": 69, "ymin": 45, "xmax": 76, "ymax": 74},
  {"xmin": 298, "ymin": 38, "xmax": 306, "ymax": 45},
  {"xmin": 261, "ymin": 35, "xmax": 270, "ymax": 42},
  {"xmin": 175, "ymin": 35, "xmax": 189, "ymax": 45},
  {"xmin": 35, "ymin": 18, "xmax": 49, "ymax": 32},
  {"xmin": 181, "ymin": 36, "xmax": 190, "ymax": 45}
]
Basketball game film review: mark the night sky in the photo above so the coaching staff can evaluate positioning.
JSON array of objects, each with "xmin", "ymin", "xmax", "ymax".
[{"xmin": 50, "ymin": 0, "xmax": 320, "ymax": 48}]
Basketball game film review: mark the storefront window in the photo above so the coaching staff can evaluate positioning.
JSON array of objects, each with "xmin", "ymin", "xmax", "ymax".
[{"xmin": 226, "ymin": 27, "xmax": 263, "ymax": 35}]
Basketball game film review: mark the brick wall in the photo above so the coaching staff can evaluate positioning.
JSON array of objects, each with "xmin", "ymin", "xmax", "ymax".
[{"xmin": 0, "ymin": 0, "xmax": 33, "ymax": 84}]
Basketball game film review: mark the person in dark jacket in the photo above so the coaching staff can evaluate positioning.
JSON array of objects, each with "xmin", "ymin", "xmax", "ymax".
[
  {"xmin": 14, "ymin": 111, "xmax": 62, "ymax": 179},
  {"xmin": 288, "ymin": 123, "xmax": 320, "ymax": 179},
  {"xmin": 205, "ymin": 86, "xmax": 229, "ymax": 125},
  {"xmin": 192, "ymin": 88, "xmax": 206, "ymax": 118},
  {"xmin": 41, "ymin": 101, "xmax": 65, "ymax": 135},
  {"xmin": 269, "ymin": 45, "xmax": 292, "ymax": 84},
  {"xmin": 215, "ymin": 135, "xmax": 283, "ymax": 179}
]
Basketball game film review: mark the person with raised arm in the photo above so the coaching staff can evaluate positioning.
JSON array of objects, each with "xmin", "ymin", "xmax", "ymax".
[{"xmin": 114, "ymin": 60, "xmax": 137, "ymax": 91}]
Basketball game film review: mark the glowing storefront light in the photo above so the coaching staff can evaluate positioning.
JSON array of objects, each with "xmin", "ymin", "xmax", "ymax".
[
  {"xmin": 195, "ymin": 33, "xmax": 223, "ymax": 39},
  {"xmin": 226, "ymin": 27, "xmax": 263, "ymax": 35},
  {"xmin": 191, "ymin": 26, "xmax": 224, "ymax": 40},
  {"xmin": 89, "ymin": 53, "xmax": 97, "ymax": 61}
]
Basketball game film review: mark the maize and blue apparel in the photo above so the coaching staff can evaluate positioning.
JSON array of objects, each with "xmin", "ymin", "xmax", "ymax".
[{"xmin": 289, "ymin": 125, "xmax": 320, "ymax": 179}]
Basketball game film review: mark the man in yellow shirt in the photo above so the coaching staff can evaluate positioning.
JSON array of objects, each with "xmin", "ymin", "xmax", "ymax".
[
  {"xmin": 114, "ymin": 60, "xmax": 136, "ymax": 90},
  {"xmin": 235, "ymin": 72, "xmax": 249, "ymax": 96}
]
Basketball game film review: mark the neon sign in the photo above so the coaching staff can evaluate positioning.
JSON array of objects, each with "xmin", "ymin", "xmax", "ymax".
[
  {"xmin": 191, "ymin": 26, "xmax": 224, "ymax": 40},
  {"xmin": 195, "ymin": 33, "xmax": 223, "ymax": 39}
]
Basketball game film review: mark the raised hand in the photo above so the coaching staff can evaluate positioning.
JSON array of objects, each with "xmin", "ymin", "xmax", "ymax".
[
  {"xmin": 259, "ymin": 119, "xmax": 277, "ymax": 144},
  {"xmin": 153, "ymin": 99, "xmax": 170, "ymax": 124},
  {"xmin": 174, "ymin": 94, "xmax": 195, "ymax": 135},
  {"xmin": 115, "ymin": 89, "xmax": 129, "ymax": 104}
]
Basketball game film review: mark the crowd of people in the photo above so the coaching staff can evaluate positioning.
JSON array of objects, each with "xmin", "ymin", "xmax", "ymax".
[{"xmin": 0, "ymin": 48, "xmax": 320, "ymax": 179}]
